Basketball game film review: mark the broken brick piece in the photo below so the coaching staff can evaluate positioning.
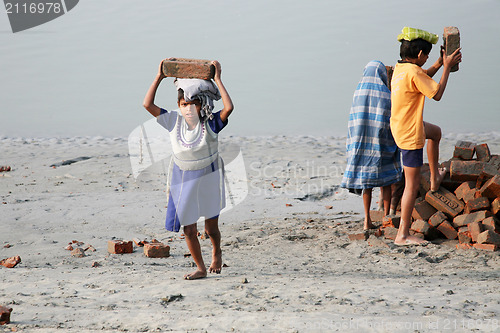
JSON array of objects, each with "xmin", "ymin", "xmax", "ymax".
[
  {"xmin": 453, "ymin": 140, "xmax": 474, "ymax": 160},
  {"xmin": 0, "ymin": 256, "xmax": 21, "ymax": 268},
  {"xmin": 450, "ymin": 160, "xmax": 484, "ymax": 182},
  {"xmin": 443, "ymin": 26, "xmax": 460, "ymax": 72},
  {"xmin": 475, "ymin": 143, "xmax": 491, "ymax": 162},
  {"xmin": 382, "ymin": 214, "xmax": 400, "ymax": 228},
  {"xmin": 464, "ymin": 197, "xmax": 490, "ymax": 214},
  {"xmin": 369, "ymin": 210, "xmax": 384, "ymax": 222},
  {"xmin": 107, "ymin": 240, "xmax": 133, "ymax": 254},
  {"xmin": 162, "ymin": 58, "xmax": 214, "ymax": 80},
  {"xmin": 0, "ymin": 305, "xmax": 13, "ymax": 325},
  {"xmin": 437, "ymin": 221, "xmax": 458, "ymax": 239},
  {"xmin": 458, "ymin": 230, "xmax": 472, "ymax": 244},
  {"xmin": 428, "ymin": 211, "xmax": 448, "ymax": 228},
  {"xmin": 491, "ymin": 198, "xmax": 500, "ymax": 215},
  {"xmin": 472, "ymin": 243, "xmax": 498, "ymax": 251},
  {"xmin": 143, "ymin": 242, "xmax": 170, "ymax": 258},
  {"xmin": 70, "ymin": 248, "xmax": 86, "ymax": 258},
  {"xmin": 456, "ymin": 243, "xmax": 472, "ymax": 250},
  {"xmin": 454, "ymin": 181, "xmax": 476, "ymax": 200},
  {"xmin": 482, "ymin": 216, "xmax": 500, "ymax": 233},
  {"xmin": 383, "ymin": 227, "xmax": 398, "ymax": 240},
  {"xmin": 468, "ymin": 221, "xmax": 484, "ymax": 243},
  {"xmin": 425, "ymin": 188, "xmax": 464, "ymax": 218},
  {"xmin": 411, "ymin": 219, "xmax": 431, "ymax": 235},
  {"xmin": 479, "ymin": 175, "xmax": 500, "ymax": 200},
  {"xmin": 412, "ymin": 200, "xmax": 437, "ymax": 221},
  {"xmin": 476, "ymin": 230, "xmax": 500, "ymax": 245},
  {"xmin": 453, "ymin": 210, "xmax": 492, "ymax": 228}
]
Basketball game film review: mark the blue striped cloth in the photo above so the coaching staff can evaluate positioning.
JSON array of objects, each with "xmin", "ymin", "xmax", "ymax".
[{"xmin": 341, "ymin": 61, "xmax": 402, "ymax": 191}]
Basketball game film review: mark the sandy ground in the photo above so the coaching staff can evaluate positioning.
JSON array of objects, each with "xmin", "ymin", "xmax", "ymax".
[{"xmin": 1, "ymin": 133, "xmax": 499, "ymax": 332}]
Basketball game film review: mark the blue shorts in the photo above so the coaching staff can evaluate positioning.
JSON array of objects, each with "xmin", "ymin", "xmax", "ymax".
[{"xmin": 401, "ymin": 148, "xmax": 423, "ymax": 168}]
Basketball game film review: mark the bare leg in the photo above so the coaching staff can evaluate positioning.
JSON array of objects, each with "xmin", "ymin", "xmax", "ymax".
[
  {"xmin": 183, "ymin": 224, "xmax": 207, "ymax": 280},
  {"xmin": 205, "ymin": 217, "xmax": 222, "ymax": 274},
  {"xmin": 390, "ymin": 176, "xmax": 405, "ymax": 215},
  {"xmin": 395, "ymin": 166, "xmax": 427, "ymax": 245},
  {"xmin": 424, "ymin": 121, "xmax": 446, "ymax": 191},
  {"xmin": 362, "ymin": 188, "xmax": 374, "ymax": 230},
  {"xmin": 381, "ymin": 185, "xmax": 392, "ymax": 216}
]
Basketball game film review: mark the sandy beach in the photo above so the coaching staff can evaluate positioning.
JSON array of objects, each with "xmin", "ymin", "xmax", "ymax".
[{"xmin": 1, "ymin": 133, "xmax": 499, "ymax": 332}]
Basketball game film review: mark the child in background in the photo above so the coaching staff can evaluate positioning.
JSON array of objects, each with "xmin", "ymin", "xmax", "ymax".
[
  {"xmin": 390, "ymin": 27, "xmax": 461, "ymax": 245},
  {"xmin": 143, "ymin": 60, "xmax": 234, "ymax": 279},
  {"xmin": 341, "ymin": 60, "xmax": 402, "ymax": 230}
]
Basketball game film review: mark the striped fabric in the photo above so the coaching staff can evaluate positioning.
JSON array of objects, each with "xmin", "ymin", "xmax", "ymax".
[
  {"xmin": 397, "ymin": 26, "xmax": 438, "ymax": 44},
  {"xmin": 341, "ymin": 61, "xmax": 402, "ymax": 190}
]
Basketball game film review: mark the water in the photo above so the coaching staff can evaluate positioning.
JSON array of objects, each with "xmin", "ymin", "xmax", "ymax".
[{"xmin": 0, "ymin": 0, "xmax": 499, "ymax": 138}]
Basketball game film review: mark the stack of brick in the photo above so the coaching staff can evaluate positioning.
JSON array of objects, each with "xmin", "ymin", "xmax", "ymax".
[{"xmin": 407, "ymin": 141, "xmax": 500, "ymax": 250}]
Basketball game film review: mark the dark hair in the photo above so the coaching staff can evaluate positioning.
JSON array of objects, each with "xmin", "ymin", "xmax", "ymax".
[
  {"xmin": 177, "ymin": 88, "xmax": 184, "ymax": 103},
  {"xmin": 400, "ymin": 39, "xmax": 432, "ymax": 59}
]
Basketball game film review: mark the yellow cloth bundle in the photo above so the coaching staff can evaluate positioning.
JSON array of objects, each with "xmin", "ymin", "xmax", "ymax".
[{"xmin": 397, "ymin": 27, "xmax": 438, "ymax": 44}]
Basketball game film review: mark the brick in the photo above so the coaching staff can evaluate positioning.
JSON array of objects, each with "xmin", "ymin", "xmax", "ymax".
[
  {"xmin": 482, "ymin": 216, "xmax": 500, "ymax": 233},
  {"xmin": 382, "ymin": 214, "xmax": 400, "ymax": 228},
  {"xmin": 409, "ymin": 230, "xmax": 425, "ymax": 239},
  {"xmin": 383, "ymin": 227, "xmax": 398, "ymax": 240},
  {"xmin": 454, "ymin": 181, "xmax": 476, "ymax": 201},
  {"xmin": 492, "ymin": 198, "xmax": 500, "ymax": 215},
  {"xmin": 453, "ymin": 210, "xmax": 492, "ymax": 228},
  {"xmin": 450, "ymin": 160, "xmax": 484, "ymax": 182},
  {"xmin": 479, "ymin": 175, "xmax": 500, "ymax": 200},
  {"xmin": 0, "ymin": 305, "xmax": 12, "ymax": 325},
  {"xmin": 456, "ymin": 243, "xmax": 472, "ymax": 250},
  {"xmin": 0, "ymin": 256, "xmax": 21, "ymax": 268},
  {"xmin": 420, "ymin": 171, "xmax": 431, "ymax": 193},
  {"xmin": 107, "ymin": 240, "xmax": 133, "ymax": 254},
  {"xmin": 428, "ymin": 211, "xmax": 448, "ymax": 227},
  {"xmin": 458, "ymin": 230, "xmax": 472, "ymax": 244},
  {"xmin": 472, "ymin": 243, "xmax": 498, "ymax": 251},
  {"xmin": 412, "ymin": 200, "xmax": 437, "ymax": 221},
  {"xmin": 369, "ymin": 210, "xmax": 384, "ymax": 222},
  {"xmin": 425, "ymin": 187, "xmax": 464, "ymax": 218},
  {"xmin": 437, "ymin": 221, "xmax": 458, "ymax": 239},
  {"xmin": 443, "ymin": 26, "xmax": 460, "ymax": 72},
  {"xmin": 468, "ymin": 221, "xmax": 484, "ymax": 243},
  {"xmin": 464, "ymin": 197, "xmax": 490, "ymax": 214},
  {"xmin": 476, "ymin": 230, "xmax": 500, "ymax": 245},
  {"xmin": 475, "ymin": 143, "xmax": 491, "ymax": 162},
  {"xmin": 143, "ymin": 242, "xmax": 170, "ymax": 258},
  {"xmin": 440, "ymin": 174, "xmax": 463, "ymax": 192},
  {"xmin": 70, "ymin": 248, "xmax": 86, "ymax": 258},
  {"xmin": 411, "ymin": 219, "xmax": 431, "ymax": 235},
  {"xmin": 162, "ymin": 58, "xmax": 214, "ymax": 80},
  {"xmin": 453, "ymin": 140, "xmax": 474, "ymax": 160}
]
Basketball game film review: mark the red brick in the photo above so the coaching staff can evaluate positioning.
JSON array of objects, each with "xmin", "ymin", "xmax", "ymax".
[
  {"xmin": 450, "ymin": 160, "xmax": 485, "ymax": 182},
  {"xmin": 453, "ymin": 140, "xmax": 474, "ymax": 160},
  {"xmin": 464, "ymin": 197, "xmax": 490, "ymax": 214},
  {"xmin": 369, "ymin": 210, "xmax": 384, "ymax": 222},
  {"xmin": 454, "ymin": 181, "xmax": 476, "ymax": 200},
  {"xmin": 428, "ymin": 211, "xmax": 448, "ymax": 227},
  {"xmin": 479, "ymin": 175, "xmax": 500, "ymax": 200},
  {"xmin": 425, "ymin": 187, "xmax": 464, "ymax": 218},
  {"xmin": 107, "ymin": 240, "xmax": 133, "ymax": 254},
  {"xmin": 477, "ymin": 230, "xmax": 500, "ymax": 245},
  {"xmin": 143, "ymin": 242, "xmax": 170, "ymax": 258},
  {"xmin": 468, "ymin": 221, "xmax": 484, "ymax": 243},
  {"xmin": 472, "ymin": 243, "xmax": 498, "ymax": 251},
  {"xmin": 443, "ymin": 26, "xmax": 460, "ymax": 72},
  {"xmin": 482, "ymin": 216, "xmax": 500, "ymax": 233},
  {"xmin": 162, "ymin": 58, "xmax": 214, "ymax": 80},
  {"xmin": 383, "ymin": 227, "xmax": 398, "ymax": 240},
  {"xmin": 420, "ymin": 171, "xmax": 431, "ymax": 193},
  {"xmin": 412, "ymin": 200, "xmax": 437, "ymax": 221},
  {"xmin": 458, "ymin": 230, "xmax": 472, "ymax": 244},
  {"xmin": 475, "ymin": 143, "xmax": 491, "ymax": 162},
  {"xmin": 437, "ymin": 221, "xmax": 458, "ymax": 239},
  {"xmin": 0, "ymin": 256, "xmax": 21, "ymax": 268},
  {"xmin": 0, "ymin": 305, "xmax": 12, "ymax": 325},
  {"xmin": 382, "ymin": 214, "xmax": 400, "ymax": 228},
  {"xmin": 452, "ymin": 210, "xmax": 492, "ymax": 228},
  {"xmin": 456, "ymin": 243, "xmax": 472, "ymax": 250},
  {"xmin": 411, "ymin": 219, "xmax": 431, "ymax": 235},
  {"xmin": 492, "ymin": 198, "xmax": 500, "ymax": 215}
]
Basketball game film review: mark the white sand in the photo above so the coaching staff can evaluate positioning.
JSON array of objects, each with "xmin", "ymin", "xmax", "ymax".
[{"xmin": 1, "ymin": 134, "xmax": 499, "ymax": 332}]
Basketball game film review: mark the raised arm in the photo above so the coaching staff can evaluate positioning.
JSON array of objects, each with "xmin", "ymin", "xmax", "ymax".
[
  {"xmin": 433, "ymin": 48, "xmax": 462, "ymax": 101},
  {"xmin": 212, "ymin": 60, "xmax": 234, "ymax": 123},
  {"xmin": 426, "ymin": 45, "xmax": 444, "ymax": 78},
  {"xmin": 143, "ymin": 60, "xmax": 166, "ymax": 117}
]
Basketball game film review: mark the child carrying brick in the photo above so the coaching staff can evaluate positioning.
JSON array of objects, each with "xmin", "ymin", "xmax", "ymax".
[
  {"xmin": 390, "ymin": 27, "xmax": 462, "ymax": 245},
  {"xmin": 143, "ymin": 60, "xmax": 234, "ymax": 279},
  {"xmin": 341, "ymin": 60, "xmax": 402, "ymax": 230}
]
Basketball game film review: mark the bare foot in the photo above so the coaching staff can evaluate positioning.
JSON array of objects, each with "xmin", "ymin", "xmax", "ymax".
[
  {"xmin": 184, "ymin": 269, "xmax": 207, "ymax": 280},
  {"xmin": 431, "ymin": 167, "xmax": 447, "ymax": 192},
  {"xmin": 394, "ymin": 235, "xmax": 428, "ymax": 246},
  {"xmin": 209, "ymin": 250, "xmax": 222, "ymax": 274}
]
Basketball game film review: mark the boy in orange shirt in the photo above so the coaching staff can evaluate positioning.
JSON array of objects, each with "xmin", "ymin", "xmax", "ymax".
[{"xmin": 390, "ymin": 27, "xmax": 462, "ymax": 245}]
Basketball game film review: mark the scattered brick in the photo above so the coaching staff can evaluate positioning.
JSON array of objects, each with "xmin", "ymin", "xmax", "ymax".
[
  {"xmin": 475, "ymin": 143, "xmax": 491, "ymax": 162},
  {"xmin": 71, "ymin": 248, "xmax": 86, "ymax": 258},
  {"xmin": 437, "ymin": 221, "xmax": 458, "ymax": 239},
  {"xmin": 65, "ymin": 244, "xmax": 74, "ymax": 251},
  {"xmin": 133, "ymin": 238, "xmax": 148, "ymax": 247},
  {"xmin": 428, "ymin": 211, "xmax": 448, "ymax": 227},
  {"xmin": 454, "ymin": 181, "xmax": 476, "ymax": 201},
  {"xmin": 456, "ymin": 243, "xmax": 472, "ymax": 250},
  {"xmin": 412, "ymin": 200, "xmax": 437, "ymax": 221},
  {"xmin": 492, "ymin": 198, "xmax": 500, "ymax": 215},
  {"xmin": 464, "ymin": 197, "xmax": 490, "ymax": 214},
  {"xmin": 0, "ymin": 256, "xmax": 21, "ymax": 268},
  {"xmin": 453, "ymin": 140, "xmax": 475, "ymax": 160},
  {"xmin": 476, "ymin": 230, "xmax": 500, "ymax": 245},
  {"xmin": 382, "ymin": 214, "xmax": 400, "ymax": 228},
  {"xmin": 479, "ymin": 175, "xmax": 500, "ymax": 200},
  {"xmin": 411, "ymin": 219, "xmax": 431, "ymax": 235},
  {"xmin": 383, "ymin": 227, "xmax": 398, "ymax": 240},
  {"xmin": 108, "ymin": 240, "xmax": 133, "ymax": 254},
  {"xmin": 468, "ymin": 221, "xmax": 484, "ymax": 243},
  {"xmin": 348, "ymin": 231, "xmax": 368, "ymax": 241},
  {"xmin": 144, "ymin": 242, "xmax": 170, "ymax": 258},
  {"xmin": 369, "ymin": 210, "xmax": 384, "ymax": 222},
  {"xmin": 0, "ymin": 305, "xmax": 12, "ymax": 325},
  {"xmin": 443, "ymin": 26, "xmax": 460, "ymax": 72},
  {"xmin": 482, "ymin": 216, "xmax": 500, "ymax": 233},
  {"xmin": 450, "ymin": 160, "xmax": 484, "ymax": 182},
  {"xmin": 457, "ymin": 230, "xmax": 472, "ymax": 244},
  {"xmin": 452, "ymin": 210, "xmax": 492, "ymax": 228},
  {"xmin": 425, "ymin": 188, "xmax": 464, "ymax": 218},
  {"xmin": 472, "ymin": 243, "xmax": 498, "ymax": 251},
  {"xmin": 162, "ymin": 58, "xmax": 214, "ymax": 80}
]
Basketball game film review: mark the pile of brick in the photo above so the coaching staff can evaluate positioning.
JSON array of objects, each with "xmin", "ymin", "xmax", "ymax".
[{"xmin": 382, "ymin": 141, "xmax": 500, "ymax": 250}]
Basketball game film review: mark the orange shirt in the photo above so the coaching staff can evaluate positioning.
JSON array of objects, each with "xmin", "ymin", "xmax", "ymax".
[{"xmin": 390, "ymin": 62, "xmax": 439, "ymax": 150}]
